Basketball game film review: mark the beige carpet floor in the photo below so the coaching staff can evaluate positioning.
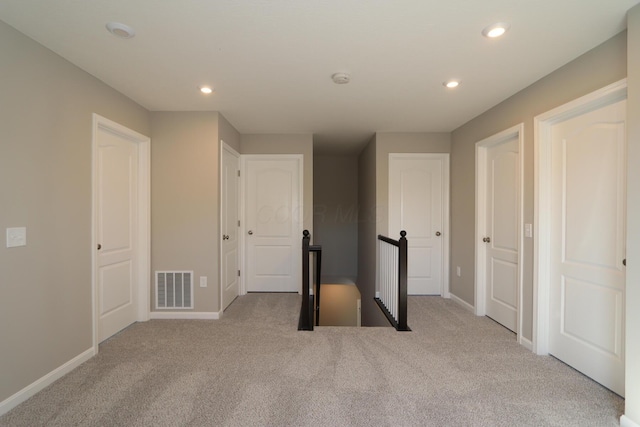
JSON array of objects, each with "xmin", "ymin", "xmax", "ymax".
[{"xmin": 0, "ymin": 294, "xmax": 624, "ymax": 426}]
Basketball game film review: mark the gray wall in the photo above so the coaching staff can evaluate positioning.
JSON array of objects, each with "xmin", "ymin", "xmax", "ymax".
[
  {"xmin": 357, "ymin": 135, "xmax": 387, "ymax": 325},
  {"xmin": 151, "ymin": 112, "xmax": 223, "ymax": 313},
  {"xmin": 240, "ymin": 134, "xmax": 314, "ymax": 234},
  {"xmin": 219, "ymin": 114, "xmax": 241, "ymax": 153},
  {"xmin": 625, "ymin": 5, "xmax": 640, "ymax": 424},
  {"xmin": 450, "ymin": 32, "xmax": 627, "ymax": 341},
  {"xmin": 0, "ymin": 21, "xmax": 150, "ymax": 403},
  {"xmin": 313, "ymin": 154, "xmax": 358, "ymax": 278}
]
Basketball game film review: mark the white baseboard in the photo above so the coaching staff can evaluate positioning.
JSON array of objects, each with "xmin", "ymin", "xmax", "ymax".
[
  {"xmin": 0, "ymin": 347, "xmax": 94, "ymax": 416},
  {"xmin": 150, "ymin": 311, "xmax": 220, "ymax": 320},
  {"xmin": 621, "ymin": 415, "xmax": 640, "ymax": 427},
  {"xmin": 519, "ymin": 336, "xmax": 533, "ymax": 352},
  {"xmin": 449, "ymin": 293, "xmax": 475, "ymax": 313}
]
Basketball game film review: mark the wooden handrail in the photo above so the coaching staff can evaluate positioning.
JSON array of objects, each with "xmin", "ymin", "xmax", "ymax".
[
  {"xmin": 298, "ymin": 230, "xmax": 322, "ymax": 330},
  {"xmin": 375, "ymin": 231, "xmax": 410, "ymax": 331}
]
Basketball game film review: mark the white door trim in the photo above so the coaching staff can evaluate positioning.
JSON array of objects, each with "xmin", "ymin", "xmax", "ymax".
[
  {"xmin": 91, "ymin": 114, "xmax": 150, "ymax": 353},
  {"xmin": 219, "ymin": 140, "xmax": 240, "ymax": 312},
  {"xmin": 388, "ymin": 153, "xmax": 450, "ymax": 297},
  {"xmin": 533, "ymin": 79, "xmax": 627, "ymax": 355},
  {"xmin": 475, "ymin": 124, "xmax": 524, "ymax": 342},
  {"xmin": 239, "ymin": 154, "xmax": 304, "ymax": 295}
]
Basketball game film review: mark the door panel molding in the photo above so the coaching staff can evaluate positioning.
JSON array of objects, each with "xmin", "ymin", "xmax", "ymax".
[
  {"xmin": 534, "ymin": 79, "xmax": 626, "ymax": 396},
  {"xmin": 240, "ymin": 154, "xmax": 303, "ymax": 294},
  {"xmin": 92, "ymin": 114, "xmax": 150, "ymax": 353},
  {"xmin": 388, "ymin": 153, "xmax": 450, "ymax": 297},
  {"xmin": 220, "ymin": 141, "xmax": 240, "ymax": 311},
  {"xmin": 475, "ymin": 123, "xmax": 524, "ymax": 342}
]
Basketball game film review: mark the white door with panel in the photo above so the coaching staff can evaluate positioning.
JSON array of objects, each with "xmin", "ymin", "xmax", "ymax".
[
  {"xmin": 244, "ymin": 156, "xmax": 302, "ymax": 293},
  {"xmin": 96, "ymin": 127, "xmax": 139, "ymax": 342},
  {"xmin": 389, "ymin": 154, "xmax": 447, "ymax": 295},
  {"xmin": 483, "ymin": 136, "xmax": 520, "ymax": 332},
  {"xmin": 549, "ymin": 97, "xmax": 626, "ymax": 395},
  {"xmin": 221, "ymin": 144, "xmax": 240, "ymax": 310}
]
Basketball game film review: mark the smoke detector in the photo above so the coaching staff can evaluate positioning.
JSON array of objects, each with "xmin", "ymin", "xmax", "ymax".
[
  {"xmin": 106, "ymin": 22, "xmax": 136, "ymax": 39},
  {"xmin": 332, "ymin": 73, "xmax": 351, "ymax": 84}
]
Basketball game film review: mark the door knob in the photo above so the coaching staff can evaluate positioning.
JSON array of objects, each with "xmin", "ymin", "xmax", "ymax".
[
  {"xmin": 248, "ymin": 230, "xmax": 253, "ymax": 235},
  {"xmin": 97, "ymin": 243, "xmax": 102, "ymax": 250},
  {"xmin": 482, "ymin": 237, "xmax": 491, "ymax": 243},
  {"xmin": 435, "ymin": 231, "xmax": 441, "ymax": 237}
]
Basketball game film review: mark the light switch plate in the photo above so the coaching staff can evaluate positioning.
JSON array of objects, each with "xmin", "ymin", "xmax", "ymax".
[
  {"xmin": 6, "ymin": 227, "xmax": 27, "ymax": 248},
  {"xmin": 524, "ymin": 223, "xmax": 533, "ymax": 238},
  {"xmin": 200, "ymin": 276, "xmax": 207, "ymax": 288}
]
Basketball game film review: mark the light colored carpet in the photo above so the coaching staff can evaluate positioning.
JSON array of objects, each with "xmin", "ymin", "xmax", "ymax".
[{"xmin": 0, "ymin": 294, "xmax": 623, "ymax": 426}]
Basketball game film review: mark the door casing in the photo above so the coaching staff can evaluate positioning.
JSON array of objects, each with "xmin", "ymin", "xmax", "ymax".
[
  {"xmin": 475, "ymin": 124, "xmax": 525, "ymax": 346},
  {"xmin": 533, "ymin": 79, "xmax": 627, "ymax": 355},
  {"xmin": 91, "ymin": 114, "xmax": 150, "ymax": 353},
  {"xmin": 220, "ymin": 141, "xmax": 240, "ymax": 311}
]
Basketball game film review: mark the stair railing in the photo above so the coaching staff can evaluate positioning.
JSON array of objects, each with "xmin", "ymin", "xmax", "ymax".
[
  {"xmin": 298, "ymin": 230, "xmax": 322, "ymax": 331},
  {"xmin": 375, "ymin": 231, "xmax": 410, "ymax": 331}
]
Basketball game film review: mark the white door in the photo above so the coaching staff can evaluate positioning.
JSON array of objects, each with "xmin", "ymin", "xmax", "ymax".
[
  {"xmin": 389, "ymin": 154, "xmax": 447, "ymax": 295},
  {"xmin": 244, "ymin": 155, "xmax": 302, "ymax": 293},
  {"xmin": 549, "ymin": 97, "xmax": 626, "ymax": 395},
  {"xmin": 484, "ymin": 136, "xmax": 520, "ymax": 332},
  {"xmin": 221, "ymin": 144, "xmax": 240, "ymax": 310},
  {"xmin": 96, "ymin": 127, "xmax": 139, "ymax": 342}
]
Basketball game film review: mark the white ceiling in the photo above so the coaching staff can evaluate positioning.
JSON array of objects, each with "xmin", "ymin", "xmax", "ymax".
[{"xmin": 1, "ymin": 0, "xmax": 638, "ymax": 153}]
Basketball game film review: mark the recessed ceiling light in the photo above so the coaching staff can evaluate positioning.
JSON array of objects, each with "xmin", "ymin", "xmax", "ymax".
[
  {"xmin": 443, "ymin": 80, "xmax": 460, "ymax": 89},
  {"xmin": 199, "ymin": 86, "xmax": 213, "ymax": 94},
  {"xmin": 482, "ymin": 23, "xmax": 510, "ymax": 38},
  {"xmin": 105, "ymin": 22, "xmax": 136, "ymax": 39}
]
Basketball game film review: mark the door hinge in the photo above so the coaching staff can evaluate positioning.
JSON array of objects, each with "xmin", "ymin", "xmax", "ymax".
[
  {"xmin": 238, "ymin": 270, "xmax": 241, "ymax": 277},
  {"xmin": 238, "ymin": 220, "xmax": 240, "ymax": 227},
  {"xmin": 237, "ymin": 170, "xmax": 240, "ymax": 177}
]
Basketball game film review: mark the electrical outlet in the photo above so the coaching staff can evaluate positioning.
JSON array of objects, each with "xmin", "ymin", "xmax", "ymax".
[
  {"xmin": 456, "ymin": 266, "xmax": 461, "ymax": 277},
  {"xmin": 199, "ymin": 276, "xmax": 207, "ymax": 288},
  {"xmin": 6, "ymin": 227, "xmax": 27, "ymax": 248}
]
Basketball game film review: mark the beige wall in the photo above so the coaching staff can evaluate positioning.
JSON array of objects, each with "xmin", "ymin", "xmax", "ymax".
[
  {"xmin": 0, "ymin": 21, "xmax": 150, "ymax": 403},
  {"xmin": 313, "ymin": 154, "xmax": 358, "ymax": 278},
  {"xmin": 151, "ymin": 112, "xmax": 225, "ymax": 313},
  {"xmin": 625, "ymin": 5, "xmax": 640, "ymax": 425},
  {"xmin": 450, "ymin": 32, "xmax": 627, "ymax": 341},
  {"xmin": 241, "ymin": 134, "xmax": 314, "ymax": 233}
]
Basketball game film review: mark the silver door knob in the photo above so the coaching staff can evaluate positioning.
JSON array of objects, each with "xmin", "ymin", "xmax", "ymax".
[
  {"xmin": 483, "ymin": 237, "xmax": 491, "ymax": 243},
  {"xmin": 435, "ymin": 231, "xmax": 441, "ymax": 236},
  {"xmin": 248, "ymin": 230, "xmax": 253, "ymax": 235}
]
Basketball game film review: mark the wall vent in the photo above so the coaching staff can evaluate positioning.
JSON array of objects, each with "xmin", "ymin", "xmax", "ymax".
[{"xmin": 156, "ymin": 271, "xmax": 194, "ymax": 309}]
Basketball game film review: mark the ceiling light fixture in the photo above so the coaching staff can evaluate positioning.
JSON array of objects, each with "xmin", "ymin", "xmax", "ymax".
[
  {"xmin": 482, "ymin": 22, "xmax": 510, "ymax": 38},
  {"xmin": 199, "ymin": 86, "xmax": 213, "ymax": 94},
  {"xmin": 443, "ymin": 80, "xmax": 460, "ymax": 89},
  {"xmin": 332, "ymin": 73, "xmax": 351, "ymax": 84},
  {"xmin": 105, "ymin": 22, "xmax": 136, "ymax": 39}
]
